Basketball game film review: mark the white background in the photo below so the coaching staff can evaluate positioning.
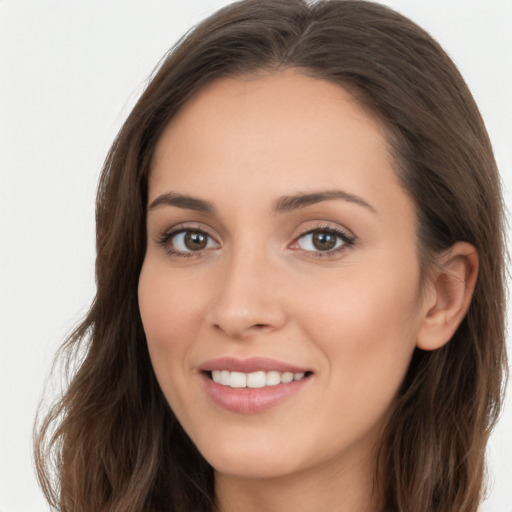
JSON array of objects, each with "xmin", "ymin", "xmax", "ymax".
[{"xmin": 0, "ymin": 1, "xmax": 510, "ymax": 511}]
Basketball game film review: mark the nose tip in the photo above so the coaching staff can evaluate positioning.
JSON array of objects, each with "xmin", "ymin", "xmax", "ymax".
[
  {"xmin": 206, "ymin": 258, "xmax": 287, "ymax": 340},
  {"xmin": 210, "ymin": 297, "xmax": 284, "ymax": 340}
]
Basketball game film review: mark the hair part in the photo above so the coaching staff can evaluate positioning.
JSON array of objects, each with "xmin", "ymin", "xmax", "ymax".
[{"xmin": 35, "ymin": 1, "xmax": 507, "ymax": 511}]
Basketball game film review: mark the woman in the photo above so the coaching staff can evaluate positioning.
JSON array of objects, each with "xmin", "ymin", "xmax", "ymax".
[{"xmin": 34, "ymin": 1, "xmax": 507, "ymax": 511}]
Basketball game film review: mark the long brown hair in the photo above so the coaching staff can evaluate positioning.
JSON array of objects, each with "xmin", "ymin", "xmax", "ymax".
[{"xmin": 34, "ymin": 1, "xmax": 507, "ymax": 511}]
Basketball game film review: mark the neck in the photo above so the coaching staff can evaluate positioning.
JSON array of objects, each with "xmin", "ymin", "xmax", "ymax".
[{"xmin": 214, "ymin": 448, "xmax": 385, "ymax": 512}]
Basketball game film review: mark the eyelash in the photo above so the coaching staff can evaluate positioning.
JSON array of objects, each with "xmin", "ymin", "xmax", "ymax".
[
  {"xmin": 293, "ymin": 226, "xmax": 355, "ymax": 258},
  {"xmin": 157, "ymin": 226, "xmax": 218, "ymax": 259},
  {"xmin": 156, "ymin": 225, "xmax": 355, "ymax": 259}
]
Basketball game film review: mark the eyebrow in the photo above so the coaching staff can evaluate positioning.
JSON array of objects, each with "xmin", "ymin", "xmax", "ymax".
[
  {"xmin": 148, "ymin": 188, "xmax": 375, "ymax": 215},
  {"xmin": 272, "ymin": 190, "xmax": 376, "ymax": 214},
  {"xmin": 148, "ymin": 192, "xmax": 216, "ymax": 214}
]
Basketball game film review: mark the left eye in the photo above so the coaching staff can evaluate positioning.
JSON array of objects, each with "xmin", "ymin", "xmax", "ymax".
[
  {"xmin": 167, "ymin": 230, "xmax": 218, "ymax": 253},
  {"xmin": 296, "ymin": 229, "xmax": 350, "ymax": 252}
]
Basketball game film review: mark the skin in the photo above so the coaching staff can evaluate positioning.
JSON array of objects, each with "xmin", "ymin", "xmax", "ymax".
[{"xmin": 138, "ymin": 70, "xmax": 477, "ymax": 512}]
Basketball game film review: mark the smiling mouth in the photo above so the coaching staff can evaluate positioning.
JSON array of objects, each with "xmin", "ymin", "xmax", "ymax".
[
  {"xmin": 201, "ymin": 360, "xmax": 313, "ymax": 413},
  {"xmin": 208, "ymin": 370, "xmax": 311, "ymax": 389}
]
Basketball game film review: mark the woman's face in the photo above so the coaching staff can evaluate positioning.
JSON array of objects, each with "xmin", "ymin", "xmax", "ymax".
[{"xmin": 139, "ymin": 71, "xmax": 427, "ymax": 483}]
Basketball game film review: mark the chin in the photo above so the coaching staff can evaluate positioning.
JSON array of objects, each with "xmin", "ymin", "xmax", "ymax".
[
  {"xmin": 194, "ymin": 432, "xmax": 305, "ymax": 480},
  {"xmin": 211, "ymin": 456, "xmax": 302, "ymax": 481}
]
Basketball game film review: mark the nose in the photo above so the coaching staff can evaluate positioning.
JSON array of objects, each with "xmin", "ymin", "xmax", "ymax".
[{"xmin": 206, "ymin": 248, "xmax": 287, "ymax": 340}]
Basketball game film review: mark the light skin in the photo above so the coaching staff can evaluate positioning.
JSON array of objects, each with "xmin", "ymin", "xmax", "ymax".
[{"xmin": 138, "ymin": 70, "xmax": 478, "ymax": 512}]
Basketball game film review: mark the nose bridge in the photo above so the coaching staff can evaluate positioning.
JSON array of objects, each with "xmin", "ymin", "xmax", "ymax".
[{"xmin": 208, "ymin": 239, "xmax": 286, "ymax": 338}]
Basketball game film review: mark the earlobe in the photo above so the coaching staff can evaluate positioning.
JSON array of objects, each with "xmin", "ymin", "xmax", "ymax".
[{"xmin": 416, "ymin": 242, "xmax": 479, "ymax": 351}]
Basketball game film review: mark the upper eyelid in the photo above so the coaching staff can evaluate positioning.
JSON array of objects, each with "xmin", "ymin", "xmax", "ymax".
[
  {"xmin": 157, "ymin": 222, "xmax": 219, "ymax": 239},
  {"xmin": 156, "ymin": 227, "xmax": 220, "ymax": 258},
  {"xmin": 289, "ymin": 223, "xmax": 356, "ymax": 251},
  {"xmin": 299, "ymin": 225, "xmax": 350, "ymax": 235},
  {"xmin": 292, "ymin": 222, "xmax": 355, "ymax": 240},
  {"xmin": 154, "ymin": 224, "xmax": 218, "ymax": 252},
  {"xmin": 154, "ymin": 221, "xmax": 356, "ymax": 248},
  {"xmin": 292, "ymin": 228, "xmax": 354, "ymax": 244}
]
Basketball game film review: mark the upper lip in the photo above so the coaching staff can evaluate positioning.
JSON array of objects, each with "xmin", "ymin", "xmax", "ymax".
[{"xmin": 199, "ymin": 357, "xmax": 311, "ymax": 374}]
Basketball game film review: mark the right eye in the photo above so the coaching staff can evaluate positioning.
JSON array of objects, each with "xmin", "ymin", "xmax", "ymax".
[{"xmin": 159, "ymin": 229, "xmax": 219, "ymax": 257}]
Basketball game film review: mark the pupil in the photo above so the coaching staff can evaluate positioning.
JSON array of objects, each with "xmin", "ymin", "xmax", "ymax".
[
  {"xmin": 185, "ymin": 231, "xmax": 207, "ymax": 250},
  {"xmin": 313, "ymin": 231, "xmax": 336, "ymax": 251}
]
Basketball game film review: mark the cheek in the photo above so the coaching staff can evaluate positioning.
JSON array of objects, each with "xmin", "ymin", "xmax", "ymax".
[
  {"xmin": 298, "ymin": 256, "xmax": 421, "ymax": 400},
  {"xmin": 138, "ymin": 261, "xmax": 213, "ymax": 427},
  {"xmin": 138, "ymin": 262, "xmax": 205, "ymax": 366},
  {"xmin": 302, "ymin": 265, "xmax": 420, "ymax": 341}
]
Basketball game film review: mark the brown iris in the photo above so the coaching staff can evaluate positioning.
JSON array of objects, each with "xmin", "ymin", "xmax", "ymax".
[
  {"xmin": 184, "ymin": 231, "xmax": 208, "ymax": 251},
  {"xmin": 312, "ymin": 231, "xmax": 337, "ymax": 251}
]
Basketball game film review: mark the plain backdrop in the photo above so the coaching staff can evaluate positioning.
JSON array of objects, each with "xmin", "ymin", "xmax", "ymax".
[{"xmin": 1, "ymin": 1, "xmax": 511, "ymax": 511}]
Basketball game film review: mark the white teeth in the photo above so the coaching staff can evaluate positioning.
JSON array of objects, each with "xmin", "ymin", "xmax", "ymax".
[
  {"xmin": 281, "ymin": 372, "xmax": 294, "ymax": 383},
  {"xmin": 230, "ymin": 371, "xmax": 247, "ymax": 388},
  {"xmin": 247, "ymin": 371, "xmax": 266, "ymax": 388},
  {"xmin": 210, "ymin": 369, "xmax": 308, "ymax": 388},
  {"xmin": 266, "ymin": 371, "xmax": 281, "ymax": 386},
  {"xmin": 221, "ymin": 370, "xmax": 230, "ymax": 386}
]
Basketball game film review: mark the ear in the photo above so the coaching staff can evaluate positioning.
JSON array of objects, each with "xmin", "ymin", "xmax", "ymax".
[{"xmin": 416, "ymin": 242, "xmax": 479, "ymax": 351}]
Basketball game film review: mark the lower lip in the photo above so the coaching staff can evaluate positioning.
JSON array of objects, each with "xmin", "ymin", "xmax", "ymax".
[{"xmin": 201, "ymin": 373, "xmax": 311, "ymax": 414}]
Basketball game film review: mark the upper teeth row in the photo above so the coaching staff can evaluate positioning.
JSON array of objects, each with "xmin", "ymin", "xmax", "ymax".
[{"xmin": 211, "ymin": 370, "xmax": 305, "ymax": 388}]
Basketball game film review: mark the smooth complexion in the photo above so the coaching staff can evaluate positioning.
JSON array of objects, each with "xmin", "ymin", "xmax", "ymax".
[{"xmin": 138, "ymin": 71, "xmax": 477, "ymax": 512}]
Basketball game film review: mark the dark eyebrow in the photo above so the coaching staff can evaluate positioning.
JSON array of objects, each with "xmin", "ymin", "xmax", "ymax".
[
  {"xmin": 148, "ymin": 192, "xmax": 216, "ymax": 214},
  {"xmin": 148, "ymin": 189, "xmax": 375, "ymax": 215},
  {"xmin": 272, "ymin": 189, "xmax": 376, "ymax": 214}
]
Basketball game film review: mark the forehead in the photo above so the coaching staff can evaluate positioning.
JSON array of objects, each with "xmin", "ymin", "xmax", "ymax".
[
  {"xmin": 151, "ymin": 71, "xmax": 394, "ymax": 185},
  {"xmin": 148, "ymin": 71, "xmax": 412, "ymax": 225},
  {"xmin": 148, "ymin": 70, "xmax": 419, "ymax": 266}
]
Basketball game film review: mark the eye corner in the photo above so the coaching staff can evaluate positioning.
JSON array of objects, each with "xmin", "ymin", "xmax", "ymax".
[
  {"xmin": 289, "ymin": 224, "xmax": 356, "ymax": 258},
  {"xmin": 156, "ymin": 225, "xmax": 220, "ymax": 259}
]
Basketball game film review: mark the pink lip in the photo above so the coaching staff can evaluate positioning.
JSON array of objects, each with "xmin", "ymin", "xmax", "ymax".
[
  {"xmin": 199, "ymin": 357, "xmax": 312, "ymax": 414},
  {"xmin": 199, "ymin": 356, "xmax": 310, "ymax": 374}
]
